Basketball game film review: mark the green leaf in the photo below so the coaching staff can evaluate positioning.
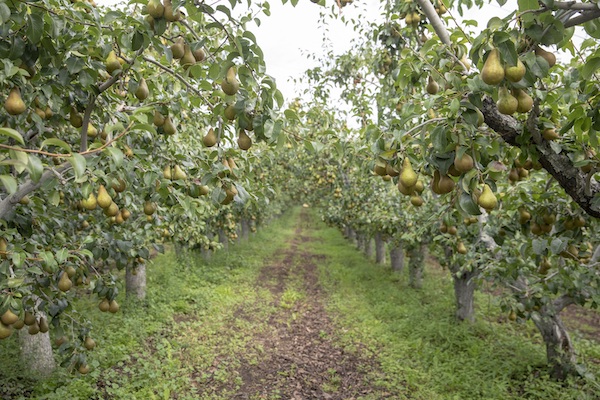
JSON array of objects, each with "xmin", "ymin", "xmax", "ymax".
[
  {"xmin": 26, "ymin": 13, "xmax": 44, "ymax": 44},
  {"xmin": 532, "ymin": 239, "xmax": 547, "ymax": 255},
  {"xmin": 517, "ymin": 0, "xmax": 538, "ymax": 12},
  {"xmin": 55, "ymin": 249, "xmax": 69, "ymax": 264},
  {"xmin": 104, "ymin": 147, "xmax": 124, "ymax": 167},
  {"xmin": 0, "ymin": 128, "xmax": 24, "ymax": 145},
  {"xmin": 550, "ymin": 238, "xmax": 567, "ymax": 254},
  {"xmin": 581, "ymin": 56, "xmax": 600, "ymax": 80},
  {"xmin": 458, "ymin": 191, "xmax": 481, "ymax": 216},
  {"xmin": 40, "ymin": 138, "xmax": 72, "ymax": 153},
  {"xmin": 0, "ymin": 175, "xmax": 17, "ymax": 194},
  {"xmin": 68, "ymin": 154, "xmax": 87, "ymax": 179},
  {"xmin": 27, "ymin": 155, "xmax": 43, "ymax": 183}
]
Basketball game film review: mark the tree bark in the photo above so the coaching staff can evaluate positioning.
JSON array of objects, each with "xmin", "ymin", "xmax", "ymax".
[
  {"xmin": 126, "ymin": 263, "xmax": 146, "ymax": 300},
  {"xmin": 241, "ymin": 219, "xmax": 250, "ymax": 241},
  {"xmin": 218, "ymin": 229, "xmax": 228, "ymax": 250},
  {"xmin": 408, "ymin": 244, "xmax": 424, "ymax": 289},
  {"xmin": 390, "ymin": 244, "xmax": 405, "ymax": 273},
  {"xmin": 19, "ymin": 322, "xmax": 56, "ymax": 378},
  {"xmin": 356, "ymin": 233, "xmax": 364, "ymax": 251},
  {"xmin": 375, "ymin": 232, "xmax": 386, "ymax": 264},
  {"xmin": 363, "ymin": 236, "xmax": 373, "ymax": 259},
  {"xmin": 452, "ymin": 269, "xmax": 477, "ymax": 322},
  {"xmin": 347, "ymin": 228, "xmax": 357, "ymax": 246},
  {"xmin": 532, "ymin": 303, "xmax": 576, "ymax": 380}
]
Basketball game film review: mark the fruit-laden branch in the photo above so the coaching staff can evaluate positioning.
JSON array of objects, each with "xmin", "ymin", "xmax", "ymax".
[{"xmin": 417, "ymin": 1, "xmax": 600, "ymax": 218}]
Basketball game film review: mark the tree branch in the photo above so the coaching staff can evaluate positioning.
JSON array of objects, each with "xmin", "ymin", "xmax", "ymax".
[
  {"xmin": 552, "ymin": 294, "xmax": 575, "ymax": 313},
  {"xmin": 564, "ymin": 10, "xmax": 600, "ymax": 28}
]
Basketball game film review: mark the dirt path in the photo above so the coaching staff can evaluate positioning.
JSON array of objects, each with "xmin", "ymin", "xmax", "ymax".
[{"xmin": 198, "ymin": 210, "xmax": 390, "ymax": 399}]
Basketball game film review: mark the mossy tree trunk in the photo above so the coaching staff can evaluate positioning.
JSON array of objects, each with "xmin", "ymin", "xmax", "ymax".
[
  {"xmin": 363, "ymin": 236, "xmax": 373, "ymax": 259},
  {"xmin": 218, "ymin": 229, "xmax": 228, "ymax": 250},
  {"xmin": 126, "ymin": 263, "xmax": 147, "ymax": 300},
  {"xmin": 451, "ymin": 268, "xmax": 477, "ymax": 322},
  {"xmin": 390, "ymin": 244, "xmax": 404, "ymax": 273},
  {"xmin": 407, "ymin": 244, "xmax": 424, "ymax": 289},
  {"xmin": 375, "ymin": 232, "xmax": 386, "ymax": 265},
  {"xmin": 19, "ymin": 315, "xmax": 55, "ymax": 378}
]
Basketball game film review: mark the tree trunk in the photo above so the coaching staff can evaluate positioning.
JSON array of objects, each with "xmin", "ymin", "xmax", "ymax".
[
  {"xmin": 218, "ymin": 229, "xmax": 228, "ymax": 250},
  {"xmin": 533, "ymin": 312, "xmax": 576, "ymax": 380},
  {"xmin": 408, "ymin": 244, "xmax": 424, "ymax": 289},
  {"xmin": 375, "ymin": 232, "xmax": 386, "ymax": 264},
  {"xmin": 452, "ymin": 269, "xmax": 476, "ymax": 322},
  {"xmin": 390, "ymin": 244, "xmax": 404, "ymax": 273},
  {"xmin": 356, "ymin": 233, "xmax": 364, "ymax": 251},
  {"xmin": 19, "ymin": 322, "xmax": 56, "ymax": 378},
  {"xmin": 241, "ymin": 219, "xmax": 250, "ymax": 241},
  {"xmin": 347, "ymin": 228, "xmax": 357, "ymax": 246},
  {"xmin": 126, "ymin": 263, "xmax": 147, "ymax": 300},
  {"xmin": 363, "ymin": 236, "xmax": 373, "ymax": 259}
]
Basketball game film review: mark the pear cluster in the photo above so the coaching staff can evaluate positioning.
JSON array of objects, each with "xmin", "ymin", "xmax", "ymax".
[{"xmin": 81, "ymin": 184, "xmax": 131, "ymax": 225}]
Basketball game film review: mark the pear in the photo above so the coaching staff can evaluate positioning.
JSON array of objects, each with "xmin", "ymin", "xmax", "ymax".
[
  {"xmin": 96, "ymin": 185, "xmax": 112, "ymax": 209},
  {"xmin": 238, "ymin": 130, "xmax": 252, "ymax": 150},
  {"xmin": 108, "ymin": 300, "xmax": 120, "ymax": 313},
  {"xmin": 505, "ymin": 58, "xmax": 526, "ymax": 82},
  {"xmin": 514, "ymin": 89, "xmax": 533, "ymax": 113},
  {"xmin": 180, "ymin": 45, "xmax": 196, "ymax": 69},
  {"xmin": 163, "ymin": 165, "xmax": 172, "ymax": 180},
  {"xmin": 518, "ymin": 208, "xmax": 531, "ymax": 224},
  {"xmin": 84, "ymin": 336, "xmax": 96, "ymax": 350},
  {"xmin": 163, "ymin": 0, "xmax": 181, "ymax": 21},
  {"xmin": 98, "ymin": 298, "xmax": 110, "ymax": 312},
  {"xmin": 374, "ymin": 164, "xmax": 387, "ymax": 176},
  {"xmin": 163, "ymin": 116, "xmax": 176, "ymax": 135},
  {"xmin": 481, "ymin": 48, "xmax": 504, "ymax": 85},
  {"xmin": 224, "ymin": 104, "xmax": 236, "ymax": 121},
  {"xmin": 24, "ymin": 312, "xmax": 36, "ymax": 326},
  {"xmin": 457, "ymin": 242, "xmax": 468, "ymax": 254},
  {"xmin": 199, "ymin": 185, "xmax": 210, "ymax": 196},
  {"xmin": 5, "ymin": 88, "xmax": 26, "ymax": 115},
  {"xmin": 477, "ymin": 184, "xmax": 497, "ymax": 211},
  {"xmin": 172, "ymin": 165, "xmax": 187, "ymax": 180},
  {"xmin": 58, "ymin": 272, "xmax": 72, "ymax": 292},
  {"xmin": 203, "ymin": 128, "xmax": 217, "ymax": 147},
  {"xmin": 1, "ymin": 309, "xmax": 19, "ymax": 325},
  {"xmin": 535, "ymin": 46, "xmax": 556, "ymax": 67},
  {"xmin": 397, "ymin": 179, "xmax": 414, "ymax": 196},
  {"xmin": 143, "ymin": 201, "xmax": 156, "ymax": 215},
  {"xmin": 193, "ymin": 47, "xmax": 205, "ymax": 62},
  {"xmin": 438, "ymin": 174, "xmax": 455, "ymax": 194},
  {"xmin": 399, "ymin": 157, "xmax": 418, "ymax": 188},
  {"xmin": 147, "ymin": 0, "xmax": 164, "ymax": 18},
  {"xmin": 12, "ymin": 319, "xmax": 24, "ymax": 330},
  {"xmin": 454, "ymin": 149, "xmax": 474, "ymax": 173},
  {"xmin": 135, "ymin": 78, "xmax": 150, "ymax": 101},
  {"xmin": 121, "ymin": 208, "xmax": 131, "ymax": 220},
  {"xmin": 227, "ymin": 157, "xmax": 238, "ymax": 171},
  {"xmin": 426, "ymin": 75, "xmax": 439, "ymax": 95},
  {"xmin": 171, "ymin": 38, "xmax": 185, "ymax": 59},
  {"xmin": 78, "ymin": 364, "xmax": 90, "ymax": 374},
  {"xmin": 221, "ymin": 67, "xmax": 240, "ymax": 96},
  {"xmin": 104, "ymin": 202, "xmax": 119, "ymax": 217},
  {"xmin": 497, "ymin": 87, "xmax": 518, "ymax": 115},
  {"xmin": 0, "ymin": 322, "xmax": 13, "ymax": 339},
  {"xmin": 87, "ymin": 123, "xmax": 98, "ymax": 138},
  {"xmin": 542, "ymin": 127, "xmax": 559, "ymax": 140},
  {"xmin": 112, "ymin": 178, "xmax": 126, "ymax": 193},
  {"xmin": 410, "ymin": 195, "xmax": 424, "ymax": 207},
  {"xmin": 70, "ymin": 108, "xmax": 83, "ymax": 128},
  {"xmin": 153, "ymin": 110, "xmax": 165, "ymax": 126},
  {"xmin": 105, "ymin": 51, "xmax": 121, "ymax": 74},
  {"xmin": 508, "ymin": 168, "xmax": 520, "ymax": 182},
  {"xmin": 82, "ymin": 193, "xmax": 97, "ymax": 210},
  {"xmin": 38, "ymin": 317, "xmax": 48, "ymax": 333}
]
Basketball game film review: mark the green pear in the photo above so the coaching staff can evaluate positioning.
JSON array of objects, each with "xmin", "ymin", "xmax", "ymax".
[
  {"xmin": 399, "ymin": 157, "xmax": 418, "ymax": 188},
  {"xmin": 221, "ymin": 67, "xmax": 240, "ymax": 96},
  {"xmin": 497, "ymin": 87, "xmax": 518, "ymax": 115},
  {"xmin": 171, "ymin": 38, "xmax": 185, "ymax": 59},
  {"xmin": 105, "ymin": 51, "xmax": 121, "ymax": 74},
  {"xmin": 147, "ymin": 0, "xmax": 164, "ymax": 18},
  {"xmin": 4, "ymin": 88, "xmax": 26, "ymax": 115},
  {"xmin": 96, "ymin": 185, "xmax": 112, "ymax": 209},
  {"xmin": 135, "ymin": 78, "xmax": 150, "ymax": 101},
  {"xmin": 505, "ymin": 58, "xmax": 526, "ymax": 82},
  {"xmin": 203, "ymin": 128, "xmax": 217, "ymax": 147},
  {"xmin": 237, "ymin": 130, "xmax": 252, "ymax": 150},
  {"xmin": 478, "ymin": 184, "xmax": 497, "ymax": 211},
  {"xmin": 481, "ymin": 48, "xmax": 504, "ymax": 85},
  {"xmin": 172, "ymin": 165, "xmax": 187, "ymax": 180}
]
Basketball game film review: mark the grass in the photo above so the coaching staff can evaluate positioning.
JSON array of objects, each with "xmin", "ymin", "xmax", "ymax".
[
  {"xmin": 306, "ymin": 209, "xmax": 600, "ymax": 400},
  {"xmin": 1, "ymin": 206, "xmax": 599, "ymax": 399}
]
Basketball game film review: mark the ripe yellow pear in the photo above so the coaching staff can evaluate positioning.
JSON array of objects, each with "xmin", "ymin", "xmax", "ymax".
[
  {"xmin": 135, "ymin": 78, "xmax": 150, "ymax": 100},
  {"xmin": 153, "ymin": 110, "xmax": 165, "ymax": 126},
  {"xmin": 5, "ymin": 87, "xmax": 26, "ymax": 115},
  {"xmin": 535, "ymin": 46, "xmax": 556, "ymax": 67},
  {"xmin": 163, "ymin": 165, "xmax": 172, "ymax": 180},
  {"xmin": 457, "ymin": 242, "xmax": 468, "ymax": 254},
  {"xmin": 221, "ymin": 67, "xmax": 240, "ymax": 96},
  {"xmin": 0, "ymin": 322, "xmax": 12, "ymax": 339},
  {"xmin": 96, "ymin": 185, "xmax": 112, "ymax": 209},
  {"xmin": 163, "ymin": 116, "xmax": 176, "ymax": 135},
  {"xmin": 399, "ymin": 157, "xmax": 418, "ymax": 188},
  {"xmin": 426, "ymin": 75, "xmax": 439, "ymax": 95},
  {"xmin": 203, "ymin": 128, "xmax": 217, "ymax": 147},
  {"xmin": 477, "ymin": 184, "xmax": 498, "ymax": 211},
  {"xmin": 103, "ymin": 202, "xmax": 119, "ymax": 217},
  {"xmin": 172, "ymin": 165, "xmax": 187, "ymax": 180},
  {"xmin": 147, "ymin": 0, "xmax": 164, "ymax": 18},
  {"xmin": 505, "ymin": 58, "xmax": 526, "ymax": 82},
  {"xmin": 481, "ymin": 48, "xmax": 504, "ymax": 85},
  {"xmin": 410, "ymin": 195, "xmax": 424, "ymax": 207},
  {"xmin": 1, "ymin": 309, "xmax": 19, "ymax": 325},
  {"xmin": 105, "ymin": 51, "xmax": 121, "ymax": 74},
  {"xmin": 514, "ymin": 89, "xmax": 533, "ymax": 113},
  {"xmin": 237, "ymin": 130, "xmax": 252, "ymax": 150},
  {"xmin": 397, "ymin": 179, "xmax": 414, "ymax": 196},
  {"xmin": 58, "ymin": 272, "xmax": 72, "ymax": 292},
  {"xmin": 497, "ymin": 86, "xmax": 518, "ymax": 115},
  {"xmin": 70, "ymin": 108, "xmax": 83, "ymax": 128},
  {"xmin": 82, "ymin": 192, "xmax": 97, "ymax": 210},
  {"xmin": 454, "ymin": 149, "xmax": 474, "ymax": 173},
  {"xmin": 171, "ymin": 38, "xmax": 185, "ymax": 59}
]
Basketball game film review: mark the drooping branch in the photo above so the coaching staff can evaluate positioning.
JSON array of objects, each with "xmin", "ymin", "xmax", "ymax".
[{"xmin": 564, "ymin": 10, "xmax": 600, "ymax": 28}]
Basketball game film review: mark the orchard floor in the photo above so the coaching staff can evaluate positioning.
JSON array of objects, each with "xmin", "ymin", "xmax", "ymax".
[{"xmin": 2, "ymin": 207, "xmax": 600, "ymax": 399}]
